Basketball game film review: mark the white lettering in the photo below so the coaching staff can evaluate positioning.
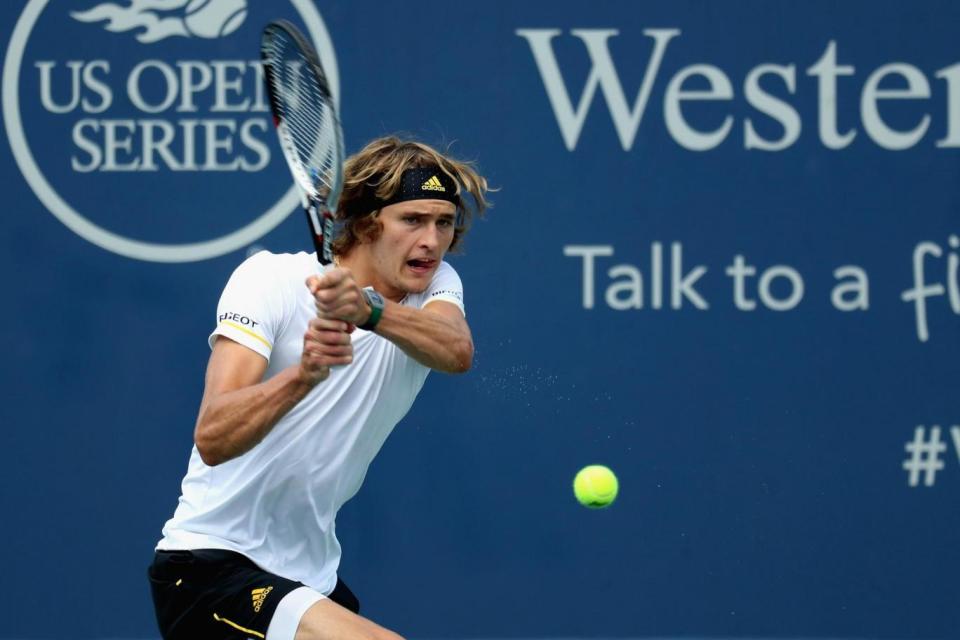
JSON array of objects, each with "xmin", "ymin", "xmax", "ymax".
[
  {"xmin": 180, "ymin": 119, "xmax": 200, "ymax": 170},
  {"xmin": 128, "ymin": 60, "xmax": 178, "ymax": 114},
  {"xmin": 831, "ymin": 266, "xmax": 870, "ymax": 311},
  {"xmin": 178, "ymin": 60, "xmax": 213, "ymax": 113},
  {"xmin": 516, "ymin": 28, "xmax": 680, "ymax": 150},
  {"xmin": 664, "ymin": 64, "xmax": 734, "ymax": 151},
  {"xmin": 139, "ymin": 120, "xmax": 180, "ymax": 171},
  {"xmin": 519, "ymin": 31, "xmax": 959, "ymax": 152},
  {"xmin": 725, "ymin": 254, "xmax": 757, "ymax": 310},
  {"xmin": 71, "ymin": 119, "xmax": 102, "ymax": 172},
  {"xmin": 758, "ymin": 266, "xmax": 804, "ymax": 311},
  {"xmin": 936, "ymin": 63, "xmax": 960, "ymax": 147},
  {"xmin": 36, "ymin": 61, "xmax": 83, "ymax": 114},
  {"xmin": 670, "ymin": 242, "xmax": 709, "ymax": 308},
  {"xmin": 744, "ymin": 64, "xmax": 801, "ymax": 151},
  {"xmin": 725, "ymin": 257, "xmax": 803, "ymax": 311},
  {"xmin": 67, "ymin": 118, "xmax": 269, "ymax": 172},
  {"xmin": 564, "ymin": 244, "xmax": 615, "ymax": 309},
  {"xmin": 202, "ymin": 120, "xmax": 238, "ymax": 170},
  {"xmin": 950, "ymin": 235, "xmax": 960, "ymax": 314},
  {"xmin": 566, "ymin": 244, "xmax": 709, "ymax": 311},
  {"xmin": 807, "ymin": 41, "xmax": 856, "ymax": 148},
  {"xmin": 605, "ymin": 264, "xmax": 643, "ymax": 310},
  {"xmin": 651, "ymin": 241, "xmax": 663, "ymax": 309},
  {"xmin": 102, "ymin": 120, "xmax": 140, "ymax": 171},
  {"xmin": 81, "ymin": 61, "xmax": 112, "ymax": 114},
  {"xmin": 901, "ymin": 242, "xmax": 945, "ymax": 343},
  {"xmin": 213, "ymin": 61, "xmax": 251, "ymax": 112},
  {"xmin": 239, "ymin": 119, "xmax": 270, "ymax": 171},
  {"xmin": 861, "ymin": 63, "xmax": 931, "ymax": 150}
]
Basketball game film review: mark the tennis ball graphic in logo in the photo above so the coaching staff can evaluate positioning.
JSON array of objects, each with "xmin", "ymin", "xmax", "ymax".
[{"xmin": 184, "ymin": 0, "xmax": 247, "ymax": 39}]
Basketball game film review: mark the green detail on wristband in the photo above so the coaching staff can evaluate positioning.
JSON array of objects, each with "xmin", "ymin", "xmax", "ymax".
[
  {"xmin": 360, "ymin": 288, "xmax": 385, "ymax": 331},
  {"xmin": 364, "ymin": 303, "xmax": 382, "ymax": 330}
]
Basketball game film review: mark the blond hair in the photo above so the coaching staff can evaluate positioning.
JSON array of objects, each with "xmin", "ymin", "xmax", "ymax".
[{"xmin": 333, "ymin": 136, "xmax": 490, "ymax": 256}]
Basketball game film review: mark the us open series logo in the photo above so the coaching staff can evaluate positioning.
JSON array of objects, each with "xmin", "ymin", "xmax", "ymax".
[{"xmin": 3, "ymin": 0, "xmax": 338, "ymax": 262}]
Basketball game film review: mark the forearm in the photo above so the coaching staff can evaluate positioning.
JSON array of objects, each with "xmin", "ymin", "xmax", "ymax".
[
  {"xmin": 373, "ymin": 301, "xmax": 473, "ymax": 373},
  {"xmin": 194, "ymin": 365, "xmax": 315, "ymax": 465}
]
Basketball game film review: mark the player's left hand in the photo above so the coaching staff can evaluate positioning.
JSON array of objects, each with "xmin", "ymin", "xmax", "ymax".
[{"xmin": 306, "ymin": 268, "xmax": 371, "ymax": 326}]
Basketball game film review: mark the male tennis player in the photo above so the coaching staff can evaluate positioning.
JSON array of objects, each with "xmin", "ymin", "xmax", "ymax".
[{"xmin": 149, "ymin": 136, "xmax": 489, "ymax": 640}]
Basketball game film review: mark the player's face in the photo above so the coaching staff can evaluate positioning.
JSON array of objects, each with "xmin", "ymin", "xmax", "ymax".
[{"xmin": 369, "ymin": 199, "xmax": 457, "ymax": 298}]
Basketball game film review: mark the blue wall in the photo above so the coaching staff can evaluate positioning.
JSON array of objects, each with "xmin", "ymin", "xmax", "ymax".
[{"xmin": 2, "ymin": 1, "xmax": 958, "ymax": 638}]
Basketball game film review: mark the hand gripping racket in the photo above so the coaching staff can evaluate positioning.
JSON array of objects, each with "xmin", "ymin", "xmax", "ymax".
[{"xmin": 261, "ymin": 20, "xmax": 344, "ymax": 266}]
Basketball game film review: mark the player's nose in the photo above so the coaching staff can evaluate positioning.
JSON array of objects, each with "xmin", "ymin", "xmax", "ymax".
[{"xmin": 418, "ymin": 223, "xmax": 440, "ymax": 249}]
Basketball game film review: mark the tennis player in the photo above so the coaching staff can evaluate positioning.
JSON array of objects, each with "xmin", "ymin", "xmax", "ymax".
[{"xmin": 149, "ymin": 136, "xmax": 490, "ymax": 640}]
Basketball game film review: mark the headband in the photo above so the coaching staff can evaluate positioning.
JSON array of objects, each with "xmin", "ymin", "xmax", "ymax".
[{"xmin": 342, "ymin": 167, "xmax": 459, "ymax": 218}]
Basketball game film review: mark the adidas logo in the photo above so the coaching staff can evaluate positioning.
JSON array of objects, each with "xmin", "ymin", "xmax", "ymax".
[
  {"xmin": 251, "ymin": 586, "xmax": 274, "ymax": 612},
  {"xmin": 421, "ymin": 175, "xmax": 446, "ymax": 192}
]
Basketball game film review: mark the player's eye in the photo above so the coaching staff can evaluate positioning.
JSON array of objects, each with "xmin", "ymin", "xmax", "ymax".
[
  {"xmin": 438, "ymin": 218, "xmax": 454, "ymax": 228},
  {"xmin": 402, "ymin": 216, "xmax": 420, "ymax": 225}
]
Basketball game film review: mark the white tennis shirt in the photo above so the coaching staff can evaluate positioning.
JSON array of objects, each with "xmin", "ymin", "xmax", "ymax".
[{"xmin": 157, "ymin": 250, "xmax": 465, "ymax": 594}]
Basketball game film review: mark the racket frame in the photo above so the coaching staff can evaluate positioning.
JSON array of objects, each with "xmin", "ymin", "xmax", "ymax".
[{"xmin": 261, "ymin": 19, "xmax": 343, "ymax": 266}]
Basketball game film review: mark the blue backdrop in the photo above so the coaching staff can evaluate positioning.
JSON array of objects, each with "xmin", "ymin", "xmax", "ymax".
[{"xmin": 2, "ymin": 1, "xmax": 958, "ymax": 638}]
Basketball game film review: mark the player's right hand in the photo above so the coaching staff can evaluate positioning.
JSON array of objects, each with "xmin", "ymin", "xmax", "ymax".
[{"xmin": 299, "ymin": 317, "xmax": 354, "ymax": 385}]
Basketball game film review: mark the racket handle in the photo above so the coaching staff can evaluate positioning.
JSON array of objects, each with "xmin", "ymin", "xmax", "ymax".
[{"xmin": 305, "ymin": 204, "xmax": 334, "ymax": 266}]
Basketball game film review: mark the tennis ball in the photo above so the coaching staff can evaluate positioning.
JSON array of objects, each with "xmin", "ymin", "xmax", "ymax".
[
  {"xmin": 184, "ymin": 0, "xmax": 247, "ymax": 39},
  {"xmin": 573, "ymin": 465, "xmax": 618, "ymax": 508}
]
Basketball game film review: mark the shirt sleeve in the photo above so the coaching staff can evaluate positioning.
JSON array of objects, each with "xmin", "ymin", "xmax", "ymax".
[
  {"xmin": 207, "ymin": 252, "xmax": 290, "ymax": 360},
  {"xmin": 421, "ymin": 261, "xmax": 465, "ymax": 317}
]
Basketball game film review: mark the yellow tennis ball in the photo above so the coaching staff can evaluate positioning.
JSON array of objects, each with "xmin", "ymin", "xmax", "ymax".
[{"xmin": 573, "ymin": 465, "xmax": 618, "ymax": 508}]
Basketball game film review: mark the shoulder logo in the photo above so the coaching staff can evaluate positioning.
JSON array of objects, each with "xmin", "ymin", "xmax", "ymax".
[
  {"xmin": 421, "ymin": 175, "xmax": 445, "ymax": 192},
  {"xmin": 251, "ymin": 586, "xmax": 273, "ymax": 612}
]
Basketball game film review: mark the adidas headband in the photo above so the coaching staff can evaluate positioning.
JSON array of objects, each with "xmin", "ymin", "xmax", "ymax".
[{"xmin": 342, "ymin": 167, "xmax": 459, "ymax": 218}]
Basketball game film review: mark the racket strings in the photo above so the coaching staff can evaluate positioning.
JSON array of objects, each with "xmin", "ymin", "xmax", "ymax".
[{"xmin": 264, "ymin": 34, "xmax": 343, "ymax": 203}]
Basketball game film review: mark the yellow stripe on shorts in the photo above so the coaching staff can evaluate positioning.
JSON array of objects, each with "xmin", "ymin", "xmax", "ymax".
[{"xmin": 213, "ymin": 613, "xmax": 265, "ymax": 639}]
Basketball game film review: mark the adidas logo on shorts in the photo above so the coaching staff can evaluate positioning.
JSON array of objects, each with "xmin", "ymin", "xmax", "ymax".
[{"xmin": 251, "ymin": 586, "xmax": 274, "ymax": 612}]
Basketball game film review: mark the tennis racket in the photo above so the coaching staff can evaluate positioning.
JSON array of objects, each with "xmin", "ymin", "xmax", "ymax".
[{"xmin": 260, "ymin": 20, "xmax": 344, "ymax": 266}]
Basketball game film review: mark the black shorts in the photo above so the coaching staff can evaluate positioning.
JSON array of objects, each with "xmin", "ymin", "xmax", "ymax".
[{"xmin": 148, "ymin": 549, "xmax": 359, "ymax": 640}]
